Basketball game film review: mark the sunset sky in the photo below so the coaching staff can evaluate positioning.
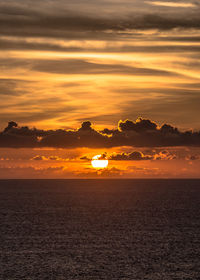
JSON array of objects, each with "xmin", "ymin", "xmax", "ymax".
[{"xmin": 0, "ymin": 0, "xmax": 200, "ymax": 178}]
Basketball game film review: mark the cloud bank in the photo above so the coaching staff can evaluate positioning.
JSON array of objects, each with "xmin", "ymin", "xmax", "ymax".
[{"xmin": 0, "ymin": 118, "xmax": 200, "ymax": 148}]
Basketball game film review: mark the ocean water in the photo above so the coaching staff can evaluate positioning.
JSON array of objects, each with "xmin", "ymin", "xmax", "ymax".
[{"xmin": 0, "ymin": 179, "xmax": 200, "ymax": 280}]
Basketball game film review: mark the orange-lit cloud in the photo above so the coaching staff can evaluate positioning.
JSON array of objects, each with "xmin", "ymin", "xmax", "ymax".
[
  {"xmin": 146, "ymin": 1, "xmax": 196, "ymax": 8},
  {"xmin": 0, "ymin": 145, "xmax": 199, "ymax": 178}
]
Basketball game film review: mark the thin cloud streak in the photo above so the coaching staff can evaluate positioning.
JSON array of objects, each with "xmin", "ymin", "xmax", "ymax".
[{"xmin": 146, "ymin": 1, "xmax": 196, "ymax": 8}]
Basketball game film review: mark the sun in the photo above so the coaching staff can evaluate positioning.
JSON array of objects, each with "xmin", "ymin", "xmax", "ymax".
[{"xmin": 91, "ymin": 154, "xmax": 108, "ymax": 169}]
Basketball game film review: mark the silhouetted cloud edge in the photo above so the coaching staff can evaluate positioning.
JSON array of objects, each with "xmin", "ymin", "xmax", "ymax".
[{"xmin": 0, "ymin": 117, "xmax": 200, "ymax": 148}]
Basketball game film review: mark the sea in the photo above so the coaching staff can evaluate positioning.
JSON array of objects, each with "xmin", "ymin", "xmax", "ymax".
[{"xmin": 0, "ymin": 179, "xmax": 200, "ymax": 280}]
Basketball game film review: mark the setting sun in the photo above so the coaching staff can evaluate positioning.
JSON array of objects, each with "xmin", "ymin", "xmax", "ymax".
[{"xmin": 91, "ymin": 155, "xmax": 109, "ymax": 169}]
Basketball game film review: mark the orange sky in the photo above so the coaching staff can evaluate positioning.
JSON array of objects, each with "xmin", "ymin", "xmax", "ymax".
[
  {"xmin": 0, "ymin": 0, "xmax": 200, "ymax": 178},
  {"xmin": 0, "ymin": 146, "xmax": 199, "ymax": 178}
]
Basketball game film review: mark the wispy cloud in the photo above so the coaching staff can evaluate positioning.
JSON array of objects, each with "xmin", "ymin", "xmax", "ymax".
[
  {"xmin": 146, "ymin": 1, "xmax": 196, "ymax": 8},
  {"xmin": 0, "ymin": 0, "xmax": 200, "ymax": 133}
]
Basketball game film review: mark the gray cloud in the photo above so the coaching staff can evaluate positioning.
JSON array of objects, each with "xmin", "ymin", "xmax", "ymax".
[
  {"xmin": 109, "ymin": 151, "xmax": 153, "ymax": 160},
  {"xmin": 0, "ymin": 117, "xmax": 200, "ymax": 148},
  {"xmin": 0, "ymin": 1, "xmax": 200, "ymax": 41},
  {"xmin": 108, "ymin": 150, "xmax": 176, "ymax": 160}
]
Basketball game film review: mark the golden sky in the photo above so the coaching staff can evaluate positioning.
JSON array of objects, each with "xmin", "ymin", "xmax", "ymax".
[{"xmin": 0, "ymin": 0, "xmax": 200, "ymax": 178}]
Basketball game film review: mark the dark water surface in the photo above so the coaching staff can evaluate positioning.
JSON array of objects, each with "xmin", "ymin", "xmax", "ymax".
[{"xmin": 0, "ymin": 179, "xmax": 200, "ymax": 279}]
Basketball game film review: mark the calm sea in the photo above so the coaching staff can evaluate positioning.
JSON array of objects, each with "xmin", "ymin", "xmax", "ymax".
[{"xmin": 0, "ymin": 179, "xmax": 200, "ymax": 279}]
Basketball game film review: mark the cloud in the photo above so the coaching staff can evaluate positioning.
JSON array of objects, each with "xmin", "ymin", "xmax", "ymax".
[
  {"xmin": 4, "ymin": 121, "xmax": 18, "ymax": 133},
  {"xmin": 0, "ymin": 1, "xmax": 200, "ymax": 42},
  {"xmin": 146, "ymin": 1, "xmax": 196, "ymax": 8},
  {"xmin": 0, "ymin": 78, "xmax": 32, "ymax": 96},
  {"xmin": 2, "ymin": 37, "xmax": 200, "ymax": 54},
  {"xmin": 31, "ymin": 59, "xmax": 178, "ymax": 77},
  {"xmin": 31, "ymin": 155, "xmax": 70, "ymax": 161},
  {"xmin": 80, "ymin": 156, "xmax": 91, "ymax": 161},
  {"xmin": 82, "ymin": 149, "xmax": 176, "ymax": 161},
  {"xmin": 80, "ymin": 152, "xmax": 107, "ymax": 161},
  {"xmin": 0, "ymin": 165, "xmax": 67, "ymax": 179},
  {"xmin": 1, "ymin": 57, "xmax": 182, "ymax": 77},
  {"xmin": 109, "ymin": 151, "xmax": 153, "ymax": 160},
  {"xmin": 31, "ymin": 155, "xmax": 47, "ymax": 161},
  {"xmin": 0, "ymin": 1, "xmax": 199, "ymax": 151},
  {"xmin": 76, "ymin": 166, "xmax": 123, "ymax": 178},
  {"xmin": 116, "ymin": 90, "xmax": 200, "ymax": 130},
  {"xmin": 0, "ymin": 117, "xmax": 200, "ymax": 148},
  {"xmin": 118, "ymin": 118, "xmax": 157, "ymax": 132},
  {"xmin": 153, "ymin": 150, "xmax": 177, "ymax": 160}
]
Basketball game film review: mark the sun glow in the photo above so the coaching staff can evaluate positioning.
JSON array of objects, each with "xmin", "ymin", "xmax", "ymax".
[{"xmin": 91, "ymin": 155, "xmax": 109, "ymax": 169}]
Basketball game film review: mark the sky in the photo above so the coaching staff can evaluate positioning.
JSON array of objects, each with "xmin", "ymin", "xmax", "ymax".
[{"xmin": 0, "ymin": 0, "xmax": 200, "ymax": 178}]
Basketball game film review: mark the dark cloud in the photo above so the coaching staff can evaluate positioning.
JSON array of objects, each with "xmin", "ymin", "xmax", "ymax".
[
  {"xmin": 4, "ymin": 121, "xmax": 18, "ymax": 133},
  {"xmin": 84, "ymin": 150, "xmax": 176, "ymax": 161},
  {"xmin": 118, "ymin": 118, "xmax": 157, "ymax": 132},
  {"xmin": 80, "ymin": 156, "xmax": 91, "ymax": 161},
  {"xmin": 80, "ymin": 153, "xmax": 108, "ymax": 161},
  {"xmin": 0, "ymin": 117, "xmax": 200, "ymax": 148},
  {"xmin": 109, "ymin": 151, "xmax": 153, "ymax": 161},
  {"xmin": 0, "ymin": 2, "xmax": 200, "ymax": 41},
  {"xmin": 128, "ymin": 14, "xmax": 200, "ymax": 31},
  {"xmin": 157, "ymin": 36, "xmax": 200, "ymax": 43},
  {"xmin": 31, "ymin": 155, "xmax": 69, "ymax": 161},
  {"xmin": 79, "ymin": 121, "xmax": 92, "ymax": 131}
]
